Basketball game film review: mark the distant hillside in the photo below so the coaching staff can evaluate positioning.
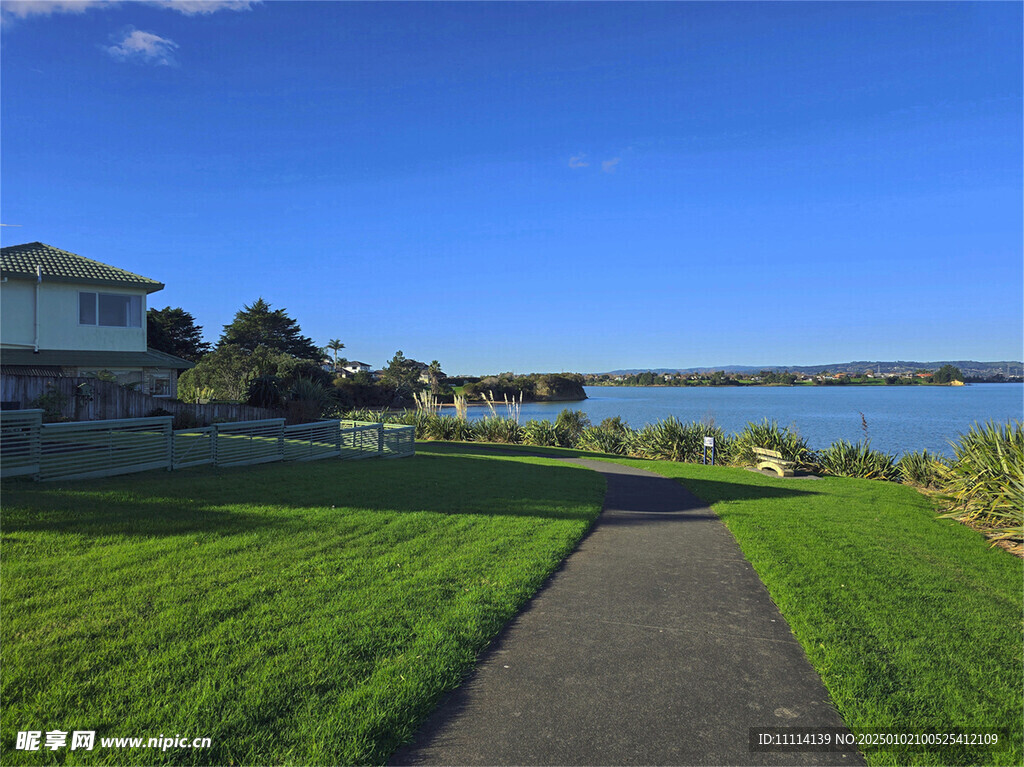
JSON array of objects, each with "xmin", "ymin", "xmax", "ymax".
[{"xmin": 602, "ymin": 361, "xmax": 1023, "ymax": 377}]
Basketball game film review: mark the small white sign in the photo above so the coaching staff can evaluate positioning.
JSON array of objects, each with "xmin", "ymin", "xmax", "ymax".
[{"xmin": 703, "ymin": 436, "xmax": 715, "ymax": 447}]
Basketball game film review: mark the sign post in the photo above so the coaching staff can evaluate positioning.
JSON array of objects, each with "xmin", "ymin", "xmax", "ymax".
[{"xmin": 703, "ymin": 436, "xmax": 715, "ymax": 466}]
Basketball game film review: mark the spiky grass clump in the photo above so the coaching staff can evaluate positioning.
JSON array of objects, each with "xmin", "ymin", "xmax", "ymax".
[
  {"xmin": 554, "ymin": 409, "xmax": 591, "ymax": 448},
  {"xmin": 897, "ymin": 449, "xmax": 947, "ymax": 488},
  {"xmin": 819, "ymin": 440, "xmax": 899, "ymax": 481},
  {"xmin": 577, "ymin": 426, "xmax": 631, "ymax": 455},
  {"xmin": 630, "ymin": 418, "xmax": 731, "ymax": 464},
  {"xmin": 391, "ymin": 409, "xmax": 433, "ymax": 437},
  {"xmin": 522, "ymin": 419, "xmax": 558, "ymax": 447},
  {"xmin": 471, "ymin": 417, "xmax": 522, "ymax": 445},
  {"xmin": 732, "ymin": 419, "xmax": 816, "ymax": 470},
  {"xmin": 425, "ymin": 414, "xmax": 473, "ymax": 442},
  {"xmin": 344, "ymin": 408, "xmax": 388, "ymax": 423},
  {"xmin": 939, "ymin": 420, "xmax": 1023, "ymax": 542}
]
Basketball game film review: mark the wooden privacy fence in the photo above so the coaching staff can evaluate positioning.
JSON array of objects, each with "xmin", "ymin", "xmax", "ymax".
[
  {"xmin": 0, "ymin": 411, "xmax": 415, "ymax": 482},
  {"xmin": 0, "ymin": 375, "xmax": 278, "ymax": 424}
]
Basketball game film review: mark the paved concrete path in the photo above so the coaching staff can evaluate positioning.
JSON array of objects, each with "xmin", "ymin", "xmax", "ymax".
[{"xmin": 391, "ymin": 457, "xmax": 863, "ymax": 766}]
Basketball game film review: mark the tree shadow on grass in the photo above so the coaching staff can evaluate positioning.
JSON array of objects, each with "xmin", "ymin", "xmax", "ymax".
[
  {"xmin": 0, "ymin": 454, "xmax": 605, "ymax": 538},
  {"xmin": 669, "ymin": 476, "xmax": 821, "ymax": 507},
  {"xmin": 438, "ymin": 444, "xmax": 822, "ymax": 506}
]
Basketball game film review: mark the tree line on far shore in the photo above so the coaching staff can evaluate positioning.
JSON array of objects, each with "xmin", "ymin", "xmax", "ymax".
[
  {"xmin": 585, "ymin": 364, "xmax": 967, "ymax": 387},
  {"xmin": 146, "ymin": 299, "xmax": 584, "ymax": 419}
]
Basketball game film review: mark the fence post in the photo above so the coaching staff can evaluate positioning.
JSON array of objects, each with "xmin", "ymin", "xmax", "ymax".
[
  {"xmin": 211, "ymin": 423, "xmax": 220, "ymax": 466},
  {"xmin": 164, "ymin": 417, "xmax": 173, "ymax": 470},
  {"xmin": 377, "ymin": 423, "xmax": 384, "ymax": 457},
  {"xmin": 31, "ymin": 414, "xmax": 42, "ymax": 479}
]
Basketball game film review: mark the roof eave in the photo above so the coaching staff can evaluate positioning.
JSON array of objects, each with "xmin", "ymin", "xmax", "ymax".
[{"xmin": 0, "ymin": 272, "xmax": 165, "ymax": 293}]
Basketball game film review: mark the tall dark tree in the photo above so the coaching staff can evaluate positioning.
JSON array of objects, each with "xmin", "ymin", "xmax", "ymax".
[
  {"xmin": 147, "ymin": 306, "xmax": 211, "ymax": 362},
  {"xmin": 219, "ymin": 298, "xmax": 320, "ymax": 359},
  {"xmin": 382, "ymin": 350, "xmax": 418, "ymax": 390},
  {"xmin": 426, "ymin": 360, "xmax": 445, "ymax": 395},
  {"xmin": 932, "ymin": 364, "xmax": 964, "ymax": 384}
]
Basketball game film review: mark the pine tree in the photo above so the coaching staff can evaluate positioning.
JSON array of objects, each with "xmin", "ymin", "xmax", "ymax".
[
  {"xmin": 219, "ymin": 298, "xmax": 320, "ymax": 359},
  {"xmin": 147, "ymin": 306, "xmax": 211, "ymax": 362}
]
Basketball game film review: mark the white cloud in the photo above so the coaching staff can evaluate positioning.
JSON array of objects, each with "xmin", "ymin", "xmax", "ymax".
[
  {"xmin": 3, "ymin": 0, "xmax": 258, "ymax": 19},
  {"xmin": 106, "ymin": 27, "xmax": 179, "ymax": 65},
  {"xmin": 2, "ymin": 1, "xmax": 106, "ymax": 18},
  {"xmin": 143, "ymin": 1, "xmax": 257, "ymax": 14},
  {"xmin": 602, "ymin": 158, "xmax": 621, "ymax": 173},
  {"xmin": 568, "ymin": 154, "xmax": 589, "ymax": 169}
]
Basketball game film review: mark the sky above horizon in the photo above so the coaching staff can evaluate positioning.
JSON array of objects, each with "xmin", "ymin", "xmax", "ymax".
[{"xmin": 2, "ymin": 1, "xmax": 1021, "ymax": 375}]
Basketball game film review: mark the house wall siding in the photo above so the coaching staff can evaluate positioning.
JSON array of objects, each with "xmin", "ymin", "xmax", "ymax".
[
  {"xmin": 0, "ymin": 279, "xmax": 148, "ymax": 352},
  {"xmin": 0, "ymin": 281, "xmax": 36, "ymax": 348}
]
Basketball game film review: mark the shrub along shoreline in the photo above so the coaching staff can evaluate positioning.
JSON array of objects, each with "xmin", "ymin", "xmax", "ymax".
[{"xmin": 345, "ymin": 409, "xmax": 1023, "ymax": 547}]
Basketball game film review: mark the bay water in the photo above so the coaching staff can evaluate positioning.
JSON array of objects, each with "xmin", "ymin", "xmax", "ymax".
[{"xmin": 462, "ymin": 384, "xmax": 1023, "ymax": 457}]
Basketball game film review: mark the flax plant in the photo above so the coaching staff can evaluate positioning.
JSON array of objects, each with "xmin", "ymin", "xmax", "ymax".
[
  {"xmin": 897, "ymin": 450, "xmax": 947, "ymax": 488},
  {"xmin": 818, "ymin": 440, "xmax": 900, "ymax": 481},
  {"xmin": 577, "ymin": 426, "xmax": 631, "ymax": 455},
  {"xmin": 472, "ymin": 417, "xmax": 522, "ymax": 444},
  {"xmin": 522, "ymin": 419, "xmax": 558, "ymax": 447},
  {"xmin": 938, "ymin": 420, "xmax": 1023, "ymax": 542},
  {"xmin": 426, "ymin": 414, "xmax": 472, "ymax": 442},
  {"xmin": 732, "ymin": 419, "xmax": 816, "ymax": 470},
  {"xmin": 630, "ymin": 417, "xmax": 731, "ymax": 463}
]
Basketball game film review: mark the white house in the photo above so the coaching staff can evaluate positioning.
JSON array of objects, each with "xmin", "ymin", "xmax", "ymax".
[
  {"xmin": 341, "ymin": 361, "xmax": 372, "ymax": 376},
  {"xmin": 0, "ymin": 242, "xmax": 192, "ymax": 397}
]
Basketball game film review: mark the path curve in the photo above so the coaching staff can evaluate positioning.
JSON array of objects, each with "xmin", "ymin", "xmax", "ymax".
[{"xmin": 391, "ymin": 454, "xmax": 863, "ymax": 766}]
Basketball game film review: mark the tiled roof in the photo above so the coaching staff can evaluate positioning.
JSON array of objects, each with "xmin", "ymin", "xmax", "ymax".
[
  {"xmin": 0, "ymin": 242, "xmax": 164, "ymax": 293},
  {"xmin": 0, "ymin": 365, "xmax": 66, "ymax": 377},
  {"xmin": 0, "ymin": 348, "xmax": 193, "ymax": 370}
]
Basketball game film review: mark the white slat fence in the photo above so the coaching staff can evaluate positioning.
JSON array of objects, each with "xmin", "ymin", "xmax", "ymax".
[
  {"xmin": 0, "ymin": 409, "xmax": 43, "ymax": 478},
  {"xmin": 38, "ymin": 417, "xmax": 173, "ymax": 482},
  {"xmin": 0, "ymin": 413, "xmax": 414, "ymax": 481}
]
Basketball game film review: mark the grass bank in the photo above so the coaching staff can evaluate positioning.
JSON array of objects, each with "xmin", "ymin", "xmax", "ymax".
[
  {"xmin": 598, "ymin": 457, "xmax": 1023, "ymax": 766},
  {"xmin": 0, "ymin": 445, "xmax": 604, "ymax": 765}
]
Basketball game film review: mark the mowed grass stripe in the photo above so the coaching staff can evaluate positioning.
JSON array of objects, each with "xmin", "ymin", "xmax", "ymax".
[
  {"xmin": 598, "ymin": 457, "xmax": 1023, "ymax": 767},
  {"xmin": 0, "ymin": 445, "xmax": 604, "ymax": 765}
]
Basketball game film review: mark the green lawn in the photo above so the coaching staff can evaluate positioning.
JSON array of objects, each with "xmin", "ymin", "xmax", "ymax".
[
  {"xmin": 3, "ymin": 442, "xmax": 1021, "ymax": 766},
  {"xmin": 597, "ymin": 457, "xmax": 1023, "ymax": 766},
  {"xmin": 0, "ymin": 445, "xmax": 604, "ymax": 765}
]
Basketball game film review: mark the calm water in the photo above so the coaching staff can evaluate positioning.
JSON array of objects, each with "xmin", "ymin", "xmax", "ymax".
[{"xmin": 460, "ymin": 384, "xmax": 1023, "ymax": 457}]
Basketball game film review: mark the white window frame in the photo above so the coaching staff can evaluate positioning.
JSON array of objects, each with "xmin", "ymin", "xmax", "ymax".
[
  {"xmin": 151, "ymin": 375, "xmax": 172, "ymax": 398},
  {"xmin": 78, "ymin": 292, "xmax": 142, "ymax": 328}
]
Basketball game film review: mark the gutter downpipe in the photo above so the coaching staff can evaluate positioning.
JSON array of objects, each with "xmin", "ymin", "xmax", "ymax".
[{"xmin": 34, "ymin": 265, "xmax": 41, "ymax": 352}]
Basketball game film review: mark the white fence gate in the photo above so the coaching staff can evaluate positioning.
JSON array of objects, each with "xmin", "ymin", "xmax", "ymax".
[{"xmin": 0, "ymin": 411, "xmax": 415, "ymax": 482}]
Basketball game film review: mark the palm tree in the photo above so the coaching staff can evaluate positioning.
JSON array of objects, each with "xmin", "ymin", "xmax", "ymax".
[
  {"xmin": 326, "ymin": 339, "xmax": 345, "ymax": 371},
  {"xmin": 427, "ymin": 360, "xmax": 444, "ymax": 395}
]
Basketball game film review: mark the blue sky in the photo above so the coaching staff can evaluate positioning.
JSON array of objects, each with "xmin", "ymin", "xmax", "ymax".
[{"xmin": 2, "ymin": 1, "xmax": 1021, "ymax": 374}]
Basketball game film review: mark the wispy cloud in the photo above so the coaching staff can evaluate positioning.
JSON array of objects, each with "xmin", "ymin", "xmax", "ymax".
[
  {"xmin": 106, "ymin": 27, "xmax": 179, "ymax": 66},
  {"xmin": 568, "ymin": 154, "xmax": 589, "ymax": 169},
  {"xmin": 602, "ymin": 158, "xmax": 621, "ymax": 173},
  {"xmin": 2, "ymin": 1, "xmax": 104, "ymax": 18},
  {"xmin": 3, "ymin": 0, "xmax": 258, "ymax": 19},
  {"xmin": 144, "ymin": 1, "xmax": 258, "ymax": 15}
]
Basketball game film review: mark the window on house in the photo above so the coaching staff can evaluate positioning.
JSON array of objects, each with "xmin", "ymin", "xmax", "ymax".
[
  {"xmin": 79, "ymin": 292, "xmax": 97, "ymax": 324},
  {"xmin": 79, "ymin": 292, "xmax": 142, "ymax": 327},
  {"xmin": 152, "ymin": 376, "xmax": 171, "ymax": 397}
]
